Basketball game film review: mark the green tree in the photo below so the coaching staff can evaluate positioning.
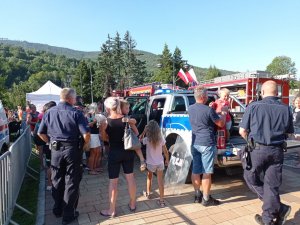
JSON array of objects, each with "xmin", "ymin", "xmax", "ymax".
[
  {"xmin": 266, "ymin": 56, "xmax": 297, "ymax": 89},
  {"xmin": 152, "ymin": 43, "xmax": 172, "ymax": 83},
  {"xmin": 0, "ymin": 76, "xmax": 7, "ymax": 102},
  {"xmin": 205, "ymin": 65, "xmax": 221, "ymax": 80},
  {"xmin": 173, "ymin": 46, "xmax": 189, "ymax": 87},
  {"xmin": 94, "ymin": 32, "xmax": 148, "ymax": 98},
  {"xmin": 266, "ymin": 56, "xmax": 297, "ymax": 75},
  {"xmin": 72, "ymin": 60, "xmax": 91, "ymax": 103},
  {"xmin": 6, "ymin": 81, "xmax": 31, "ymax": 108},
  {"xmin": 94, "ymin": 36, "xmax": 116, "ymax": 98},
  {"xmin": 123, "ymin": 31, "xmax": 147, "ymax": 87}
]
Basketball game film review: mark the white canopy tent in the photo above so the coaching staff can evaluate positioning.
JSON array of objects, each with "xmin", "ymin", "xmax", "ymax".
[{"xmin": 26, "ymin": 80, "xmax": 62, "ymax": 112}]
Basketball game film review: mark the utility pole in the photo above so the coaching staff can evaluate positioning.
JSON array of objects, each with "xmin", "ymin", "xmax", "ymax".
[
  {"xmin": 79, "ymin": 73, "xmax": 83, "ymax": 97},
  {"xmin": 90, "ymin": 64, "xmax": 94, "ymax": 103}
]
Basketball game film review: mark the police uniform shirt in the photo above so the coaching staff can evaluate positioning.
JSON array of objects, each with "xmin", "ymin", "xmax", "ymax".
[
  {"xmin": 240, "ymin": 96, "xmax": 294, "ymax": 145},
  {"xmin": 38, "ymin": 102, "xmax": 89, "ymax": 142}
]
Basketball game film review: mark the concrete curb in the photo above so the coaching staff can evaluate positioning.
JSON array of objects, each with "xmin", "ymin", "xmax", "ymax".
[{"xmin": 35, "ymin": 169, "xmax": 45, "ymax": 225}]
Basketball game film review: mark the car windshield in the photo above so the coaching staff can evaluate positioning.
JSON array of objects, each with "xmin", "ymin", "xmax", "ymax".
[{"xmin": 187, "ymin": 96, "xmax": 195, "ymax": 105}]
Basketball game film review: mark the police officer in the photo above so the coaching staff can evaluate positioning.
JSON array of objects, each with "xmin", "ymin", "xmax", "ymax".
[
  {"xmin": 239, "ymin": 81, "xmax": 293, "ymax": 225},
  {"xmin": 38, "ymin": 88, "xmax": 90, "ymax": 225}
]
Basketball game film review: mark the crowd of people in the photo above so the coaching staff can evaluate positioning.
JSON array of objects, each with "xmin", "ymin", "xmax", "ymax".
[
  {"xmin": 5, "ymin": 81, "xmax": 299, "ymax": 225},
  {"xmin": 25, "ymin": 88, "xmax": 170, "ymax": 224}
]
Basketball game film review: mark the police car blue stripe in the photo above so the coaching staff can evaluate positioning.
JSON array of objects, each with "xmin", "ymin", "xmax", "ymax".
[{"xmin": 162, "ymin": 116, "xmax": 191, "ymax": 131}]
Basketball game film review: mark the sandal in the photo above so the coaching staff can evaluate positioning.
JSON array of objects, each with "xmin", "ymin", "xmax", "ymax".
[
  {"xmin": 95, "ymin": 167, "xmax": 103, "ymax": 172},
  {"xmin": 100, "ymin": 210, "xmax": 116, "ymax": 218},
  {"xmin": 140, "ymin": 161, "xmax": 146, "ymax": 172},
  {"xmin": 143, "ymin": 190, "xmax": 151, "ymax": 199},
  {"xmin": 128, "ymin": 203, "xmax": 136, "ymax": 212},
  {"xmin": 157, "ymin": 199, "xmax": 166, "ymax": 208}
]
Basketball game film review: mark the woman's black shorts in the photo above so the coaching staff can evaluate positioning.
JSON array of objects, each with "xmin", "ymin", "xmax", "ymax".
[{"xmin": 108, "ymin": 148, "xmax": 135, "ymax": 179}]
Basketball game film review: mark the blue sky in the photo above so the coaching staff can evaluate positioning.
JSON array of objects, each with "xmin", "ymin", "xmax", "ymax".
[{"xmin": 1, "ymin": 0, "xmax": 300, "ymax": 73}]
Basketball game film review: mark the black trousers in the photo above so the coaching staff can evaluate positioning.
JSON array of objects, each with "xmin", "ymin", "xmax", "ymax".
[
  {"xmin": 243, "ymin": 145, "xmax": 283, "ymax": 224},
  {"xmin": 51, "ymin": 144, "xmax": 83, "ymax": 220}
]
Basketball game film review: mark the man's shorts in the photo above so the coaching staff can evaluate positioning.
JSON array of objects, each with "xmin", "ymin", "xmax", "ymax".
[
  {"xmin": 147, "ymin": 163, "xmax": 164, "ymax": 173},
  {"xmin": 192, "ymin": 145, "xmax": 217, "ymax": 174}
]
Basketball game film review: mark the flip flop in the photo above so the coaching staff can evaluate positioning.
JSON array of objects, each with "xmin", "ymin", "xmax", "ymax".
[
  {"xmin": 128, "ymin": 204, "xmax": 136, "ymax": 212},
  {"xmin": 143, "ymin": 190, "xmax": 151, "ymax": 199},
  {"xmin": 157, "ymin": 200, "xmax": 166, "ymax": 208},
  {"xmin": 96, "ymin": 167, "xmax": 103, "ymax": 172},
  {"xmin": 100, "ymin": 210, "xmax": 116, "ymax": 218}
]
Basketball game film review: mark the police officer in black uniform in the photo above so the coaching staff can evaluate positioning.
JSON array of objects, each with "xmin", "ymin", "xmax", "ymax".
[
  {"xmin": 38, "ymin": 88, "xmax": 90, "ymax": 225},
  {"xmin": 239, "ymin": 80, "xmax": 294, "ymax": 225}
]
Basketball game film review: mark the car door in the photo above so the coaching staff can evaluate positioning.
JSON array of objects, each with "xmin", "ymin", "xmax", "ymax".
[{"xmin": 126, "ymin": 96, "xmax": 149, "ymax": 134}]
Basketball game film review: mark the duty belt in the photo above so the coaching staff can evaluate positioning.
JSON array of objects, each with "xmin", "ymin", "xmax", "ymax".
[
  {"xmin": 256, "ymin": 143, "xmax": 283, "ymax": 147},
  {"xmin": 50, "ymin": 141, "xmax": 78, "ymax": 150},
  {"xmin": 255, "ymin": 142, "xmax": 287, "ymax": 152}
]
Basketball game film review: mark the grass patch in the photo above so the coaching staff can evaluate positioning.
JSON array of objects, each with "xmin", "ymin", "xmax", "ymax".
[{"xmin": 10, "ymin": 150, "xmax": 40, "ymax": 225}]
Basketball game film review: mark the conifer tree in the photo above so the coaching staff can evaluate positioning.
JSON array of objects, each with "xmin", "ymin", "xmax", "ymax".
[
  {"xmin": 205, "ymin": 65, "xmax": 221, "ymax": 80},
  {"xmin": 152, "ymin": 43, "xmax": 172, "ymax": 83},
  {"xmin": 72, "ymin": 60, "xmax": 91, "ymax": 103}
]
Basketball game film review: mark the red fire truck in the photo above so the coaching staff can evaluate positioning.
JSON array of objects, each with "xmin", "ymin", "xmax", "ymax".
[
  {"xmin": 123, "ymin": 83, "xmax": 179, "ymax": 97},
  {"xmin": 192, "ymin": 71, "xmax": 290, "ymax": 130},
  {"xmin": 199, "ymin": 70, "xmax": 289, "ymax": 104}
]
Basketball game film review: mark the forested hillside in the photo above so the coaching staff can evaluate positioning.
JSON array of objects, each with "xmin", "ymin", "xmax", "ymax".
[
  {"xmin": 0, "ymin": 39, "xmax": 234, "ymax": 76},
  {"xmin": 0, "ymin": 43, "xmax": 79, "ymax": 107},
  {"xmin": 0, "ymin": 35, "xmax": 235, "ymax": 108}
]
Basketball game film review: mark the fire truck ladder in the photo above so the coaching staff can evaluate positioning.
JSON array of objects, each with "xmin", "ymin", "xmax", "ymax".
[{"xmin": 198, "ymin": 71, "xmax": 273, "ymax": 85}]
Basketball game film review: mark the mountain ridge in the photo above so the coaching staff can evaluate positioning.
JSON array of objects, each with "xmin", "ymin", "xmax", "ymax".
[{"xmin": 0, "ymin": 39, "xmax": 235, "ymax": 76}]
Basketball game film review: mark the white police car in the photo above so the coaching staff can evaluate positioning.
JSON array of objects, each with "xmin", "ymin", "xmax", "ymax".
[{"xmin": 0, "ymin": 100, "xmax": 9, "ymax": 154}]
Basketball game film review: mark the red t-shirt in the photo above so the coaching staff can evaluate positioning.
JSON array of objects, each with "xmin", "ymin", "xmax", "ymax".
[{"xmin": 212, "ymin": 99, "xmax": 231, "ymax": 122}]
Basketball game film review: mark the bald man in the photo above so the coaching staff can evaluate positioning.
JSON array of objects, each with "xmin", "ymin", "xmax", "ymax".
[{"xmin": 239, "ymin": 80, "xmax": 294, "ymax": 225}]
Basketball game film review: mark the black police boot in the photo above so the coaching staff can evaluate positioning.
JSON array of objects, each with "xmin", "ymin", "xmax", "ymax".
[
  {"xmin": 254, "ymin": 214, "xmax": 276, "ymax": 225},
  {"xmin": 194, "ymin": 191, "xmax": 203, "ymax": 203},
  {"xmin": 53, "ymin": 209, "xmax": 62, "ymax": 218},
  {"xmin": 194, "ymin": 195, "xmax": 202, "ymax": 203},
  {"xmin": 201, "ymin": 195, "xmax": 220, "ymax": 206},
  {"xmin": 62, "ymin": 211, "xmax": 79, "ymax": 225},
  {"xmin": 277, "ymin": 203, "xmax": 291, "ymax": 225}
]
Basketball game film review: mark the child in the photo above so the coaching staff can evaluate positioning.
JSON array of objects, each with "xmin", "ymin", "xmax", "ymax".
[
  {"xmin": 41, "ymin": 101, "xmax": 57, "ymax": 191},
  {"xmin": 86, "ymin": 104, "xmax": 101, "ymax": 175},
  {"xmin": 141, "ymin": 120, "xmax": 169, "ymax": 207},
  {"xmin": 293, "ymin": 97, "xmax": 300, "ymax": 133},
  {"xmin": 210, "ymin": 88, "xmax": 231, "ymax": 140},
  {"xmin": 120, "ymin": 100, "xmax": 146, "ymax": 171}
]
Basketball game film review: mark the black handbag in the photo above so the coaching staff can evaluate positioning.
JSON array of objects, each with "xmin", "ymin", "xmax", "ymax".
[{"xmin": 123, "ymin": 123, "xmax": 141, "ymax": 150}]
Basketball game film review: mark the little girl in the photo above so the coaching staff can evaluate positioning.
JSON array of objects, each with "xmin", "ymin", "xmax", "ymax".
[
  {"xmin": 141, "ymin": 120, "xmax": 169, "ymax": 207},
  {"xmin": 120, "ymin": 100, "xmax": 146, "ymax": 171}
]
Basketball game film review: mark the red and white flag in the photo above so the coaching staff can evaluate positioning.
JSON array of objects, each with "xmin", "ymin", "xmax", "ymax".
[
  {"xmin": 187, "ymin": 68, "xmax": 198, "ymax": 83},
  {"xmin": 184, "ymin": 70, "xmax": 195, "ymax": 83},
  {"xmin": 177, "ymin": 69, "xmax": 189, "ymax": 84}
]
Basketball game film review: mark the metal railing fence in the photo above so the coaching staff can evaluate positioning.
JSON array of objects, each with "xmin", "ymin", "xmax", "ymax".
[
  {"xmin": 0, "ymin": 151, "xmax": 11, "ymax": 225},
  {"xmin": 0, "ymin": 126, "xmax": 33, "ymax": 225}
]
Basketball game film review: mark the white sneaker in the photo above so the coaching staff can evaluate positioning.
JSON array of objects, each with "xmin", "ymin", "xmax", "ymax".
[{"xmin": 46, "ymin": 186, "xmax": 52, "ymax": 191}]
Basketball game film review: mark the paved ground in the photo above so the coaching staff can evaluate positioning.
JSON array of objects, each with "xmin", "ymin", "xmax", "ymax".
[{"xmin": 45, "ymin": 150, "xmax": 300, "ymax": 225}]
